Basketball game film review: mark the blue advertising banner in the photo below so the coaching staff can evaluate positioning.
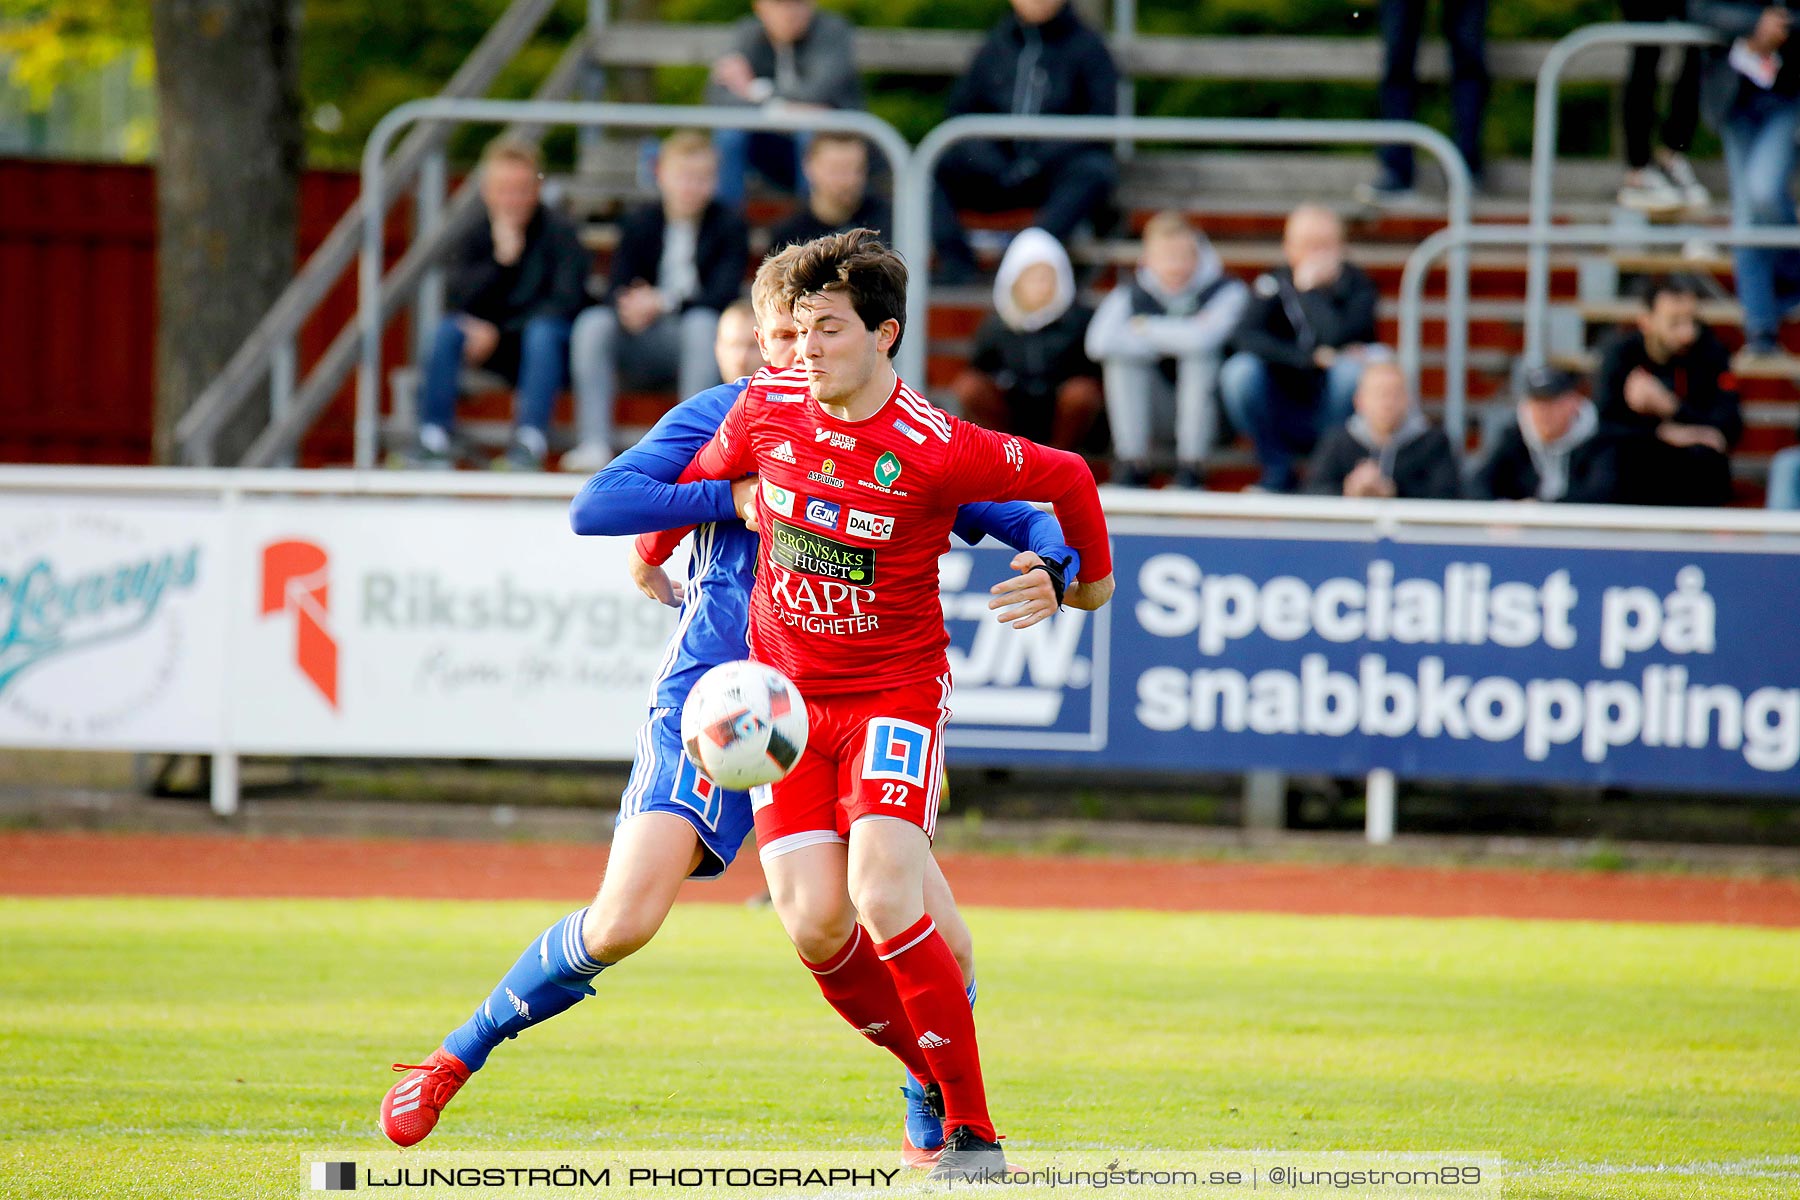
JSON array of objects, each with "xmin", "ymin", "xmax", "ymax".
[{"xmin": 941, "ymin": 525, "xmax": 1800, "ymax": 795}]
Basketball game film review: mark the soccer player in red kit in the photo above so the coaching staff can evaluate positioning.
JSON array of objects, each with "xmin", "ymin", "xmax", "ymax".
[{"xmin": 647, "ymin": 229, "xmax": 1114, "ymax": 1180}]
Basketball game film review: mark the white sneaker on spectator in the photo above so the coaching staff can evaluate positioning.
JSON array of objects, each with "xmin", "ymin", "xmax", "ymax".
[
  {"xmin": 1657, "ymin": 152, "xmax": 1712, "ymax": 212},
  {"xmin": 1617, "ymin": 166, "xmax": 1684, "ymax": 215},
  {"xmin": 559, "ymin": 439, "xmax": 613, "ymax": 474}
]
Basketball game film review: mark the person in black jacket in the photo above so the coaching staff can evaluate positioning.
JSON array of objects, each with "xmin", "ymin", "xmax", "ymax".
[
  {"xmin": 1594, "ymin": 275, "xmax": 1744, "ymax": 506},
  {"xmin": 1220, "ymin": 205, "xmax": 1380, "ymax": 492},
  {"xmin": 952, "ymin": 227, "xmax": 1101, "ymax": 451},
  {"xmin": 767, "ymin": 133, "xmax": 891, "ymax": 250},
  {"xmin": 566, "ymin": 132, "xmax": 750, "ymax": 472},
  {"xmin": 1468, "ymin": 365, "xmax": 1622, "ymax": 504},
  {"xmin": 705, "ymin": 0, "xmax": 864, "ymax": 206},
  {"xmin": 931, "ymin": 0, "xmax": 1120, "ymax": 283},
  {"xmin": 1305, "ymin": 355, "xmax": 1460, "ymax": 499},
  {"xmin": 415, "ymin": 138, "xmax": 590, "ymax": 471}
]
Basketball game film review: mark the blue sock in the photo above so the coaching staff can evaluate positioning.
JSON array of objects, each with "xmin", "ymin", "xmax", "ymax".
[{"xmin": 442, "ymin": 908, "xmax": 607, "ymax": 1072}]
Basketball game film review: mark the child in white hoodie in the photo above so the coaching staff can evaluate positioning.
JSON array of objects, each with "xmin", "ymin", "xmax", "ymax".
[
  {"xmin": 952, "ymin": 227, "xmax": 1103, "ymax": 451},
  {"xmin": 1085, "ymin": 212, "xmax": 1248, "ymax": 487}
]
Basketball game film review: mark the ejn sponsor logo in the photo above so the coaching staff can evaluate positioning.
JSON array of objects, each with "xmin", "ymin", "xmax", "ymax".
[
  {"xmin": 310, "ymin": 1161, "xmax": 356, "ymax": 1190},
  {"xmin": 260, "ymin": 540, "xmax": 338, "ymax": 709}
]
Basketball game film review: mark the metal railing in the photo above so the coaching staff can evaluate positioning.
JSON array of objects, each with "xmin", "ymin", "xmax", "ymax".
[
  {"xmin": 354, "ymin": 99, "xmax": 913, "ymax": 469},
  {"xmin": 1402, "ymin": 222, "xmax": 1800, "ymax": 449},
  {"xmin": 898, "ymin": 114, "xmax": 1474, "ymax": 422},
  {"xmin": 1524, "ymin": 22, "xmax": 1725, "ymax": 366},
  {"xmin": 173, "ymin": 0, "xmax": 566, "ymax": 467}
]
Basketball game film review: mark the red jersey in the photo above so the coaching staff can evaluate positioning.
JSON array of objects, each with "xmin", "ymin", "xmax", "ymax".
[{"xmin": 644, "ymin": 364, "xmax": 1112, "ymax": 696}]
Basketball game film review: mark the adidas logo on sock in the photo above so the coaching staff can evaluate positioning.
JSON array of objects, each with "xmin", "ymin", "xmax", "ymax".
[
  {"xmin": 772, "ymin": 441, "xmax": 797, "ymax": 464},
  {"xmin": 856, "ymin": 1021, "xmax": 889, "ymax": 1037},
  {"xmin": 505, "ymin": 987, "xmax": 531, "ymax": 1021},
  {"xmin": 917, "ymin": 1030, "xmax": 950, "ymax": 1049}
]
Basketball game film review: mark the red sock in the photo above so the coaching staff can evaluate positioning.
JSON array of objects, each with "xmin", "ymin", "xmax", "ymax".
[
  {"xmin": 875, "ymin": 915, "xmax": 995, "ymax": 1142},
  {"xmin": 800, "ymin": 926, "xmax": 933, "ymax": 1082}
]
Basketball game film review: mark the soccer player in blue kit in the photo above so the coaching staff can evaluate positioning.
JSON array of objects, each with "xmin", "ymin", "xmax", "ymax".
[{"xmin": 379, "ymin": 244, "xmax": 1088, "ymax": 1164}]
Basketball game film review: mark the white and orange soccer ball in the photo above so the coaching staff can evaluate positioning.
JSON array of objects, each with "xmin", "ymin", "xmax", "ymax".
[{"xmin": 679, "ymin": 660, "xmax": 809, "ymax": 789}]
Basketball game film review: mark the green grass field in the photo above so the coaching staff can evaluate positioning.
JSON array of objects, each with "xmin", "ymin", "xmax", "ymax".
[{"xmin": 1, "ymin": 897, "xmax": 1796, "ymax": 1198}]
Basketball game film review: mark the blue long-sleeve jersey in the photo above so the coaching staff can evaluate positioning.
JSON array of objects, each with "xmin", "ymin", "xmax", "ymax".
[{"xmin": 571, "ymin": 379, "xmax": 1080, "ymax": 710}]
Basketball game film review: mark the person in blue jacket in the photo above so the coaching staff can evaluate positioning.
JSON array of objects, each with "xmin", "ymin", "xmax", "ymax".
[{"xmin": 379, "ymin": 244, "xmax": 1088, "ymax": 1169}]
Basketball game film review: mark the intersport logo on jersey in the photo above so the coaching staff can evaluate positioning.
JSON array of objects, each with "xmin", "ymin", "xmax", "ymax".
[{"xmin": 938, "ymin": 548, "xmax": 1108, "ymax": 751}]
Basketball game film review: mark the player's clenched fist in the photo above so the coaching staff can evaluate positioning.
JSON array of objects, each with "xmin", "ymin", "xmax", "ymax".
[{"xmin": 731, "ymin": 475, "xmax": 761, "ymax": 531}]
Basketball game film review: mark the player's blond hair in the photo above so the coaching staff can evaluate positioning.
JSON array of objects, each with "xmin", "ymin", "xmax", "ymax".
[{"xmin": 751, "ymin": 242, "xmax": 805, "ymax": 325}]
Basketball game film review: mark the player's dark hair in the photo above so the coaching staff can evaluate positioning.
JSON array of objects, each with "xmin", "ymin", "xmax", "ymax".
[
  {"xmin": 781, "ymin": 228, "xmax": 907, "ymax": 359},
  {"xmin": 1639, "ymin": 273, "xmax": 1702, "ymax": 309}
]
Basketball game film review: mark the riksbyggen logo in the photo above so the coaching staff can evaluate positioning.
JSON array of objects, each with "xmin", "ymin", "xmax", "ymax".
[{"xmin": 260, "ymin": 540, "xmax": 338, "ymax": 709}]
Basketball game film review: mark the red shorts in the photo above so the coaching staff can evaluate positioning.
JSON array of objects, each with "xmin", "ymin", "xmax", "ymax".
[{"xmin": 752, "ymin": 672, "xmax": 951, "ymax": 860}]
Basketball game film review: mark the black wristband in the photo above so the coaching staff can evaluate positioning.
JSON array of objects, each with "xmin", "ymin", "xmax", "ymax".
[{"xmin": 1030, "ymin": 555, "xmax": 1071, "ymax": 608}]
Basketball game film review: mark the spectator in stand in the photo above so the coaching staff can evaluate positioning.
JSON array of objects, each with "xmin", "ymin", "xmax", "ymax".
[
  {"xmin": 1305, "ymin": 354, "xmax": 1461, "ymax": 499},
  {"xmin": 767, "ymin": 133, "xmax": 890, "ymax": 250},
  {"xmin": 565, "ymin": 132, "xmax": 749, "ymax": 473},
  {"xmin": 1594, "ymin": 274, "xmax": 1743, "ymax": 506},
  {"xmin": 1468, "ymin": 365, "xmax": 1621, "ymax": 503},
  {"xmin": 1359, "ymin": 0, "xmax": 1489, "ymax": 202},
  {"xmin": 1085, "ymin": 212, "xmax": 1248, "ymax": 488},
  {"xmin": 1617, "ymin": 2, "xmax": 1711, "ymax": 214},
  {"xmin": 931, "ymin": 0, "xmax": 1119, "ymax": 284},
  {"xmin": 1219, "ymin": 204, "xmax": 1379, "ymax": 493},
  {"xmin": 705, "ymin": 0, "xmax": 862, "ymax": 207},
  {"xmin": 1692, "ymin": 1, "xmax": 1800, "ymax": 356},
  {"xmin": 715, "ymin": 301, "xmax": 764, "ymax": 382},
  {"xmin": 412, "ymin": 138, "xmax": 589, "ymax": 471},
  {"xmin": 952, "ymin": 227, "xmax": 1103, "ymax": 453}
]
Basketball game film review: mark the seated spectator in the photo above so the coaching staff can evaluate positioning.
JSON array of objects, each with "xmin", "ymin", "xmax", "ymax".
[
  {"xmin": 566, "ymin": 132, "xmax": 749, "ymax": 473},
  {"xmin": 412, "ymin": 138, "xmax": 589, "ymax": 471},
  {"xmin": 1468, "ymin": 365, "xmax": 1621, "ymax": 503},
  {"xmin": 705, "ymin": 0, "xmax": 862, "ymax": 206},
  {"xmin": 1305, "ymin": 354, "xmax": 1461, "ymax": 499},
  {"xmin": 1086, "ymin": 212, "xmax": 1247, "ymax": 488},
  {"xmin": 1220, "ymin": 204, "xmax": 1379, "ymax": 493},
  {"xmin": 953, "ymin": 227, "xmax": 1101, "ymax": 452},
  {"xmin": 931, "ymin": 0, "xmax": 1119, "ymax": 283},
  {"xmin": 1692, "ymin": 1, "xmax": 1800, "ymax": 356},
  {"xmin": 715, "ymin": 300, "xmax": 764, "ymax": 381},
  {"xmin": 767, "ymin": 133, "xmax": 891, "ymax": 250},
  {"xmin": 1594, "ymin": 274, "xmax": 1743, "ymax": 506}
]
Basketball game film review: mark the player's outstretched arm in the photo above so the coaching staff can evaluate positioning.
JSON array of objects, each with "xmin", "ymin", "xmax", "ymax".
[
  {"xmin": 948, "ymin": 423, "xmax": 1115, "ymax": 604},
  {"xmin": 634, "ymin": 396, "xmax": 757, "ymax": 568},
  {"xmin": 954, "ymin": 502, "xmax": 1084, "ymax": 630},
  {"xmin": 568, "ymin": 384, "xmax": 746, "ymax": 538}
]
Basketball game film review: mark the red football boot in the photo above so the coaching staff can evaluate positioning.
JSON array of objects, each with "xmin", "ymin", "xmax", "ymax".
[{"xmin": 380, "ymin": 1048, "xmax": 471, "ymax": 1147}]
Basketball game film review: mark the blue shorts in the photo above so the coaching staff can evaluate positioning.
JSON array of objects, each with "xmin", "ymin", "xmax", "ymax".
[{"xmin": 617, "ymin": 707, "xmax": 755, "ymax": 880}]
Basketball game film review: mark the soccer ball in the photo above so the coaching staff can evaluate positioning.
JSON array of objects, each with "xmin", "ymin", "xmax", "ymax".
[{"xmin": 680, "ymin": 660, "xmax": 809, "ymax": 789}]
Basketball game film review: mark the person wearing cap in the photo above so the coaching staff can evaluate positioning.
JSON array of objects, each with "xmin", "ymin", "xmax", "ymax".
[
  {"xmin": 1468, "ymin": 364, "xmax": 1622, "ymax": 503},
  {"xmin": 1304, "ymin": 353, "xmax": 1461, "ymax": 499},
  {"xmin": 1593, "ymin": 273, "xmax": 1742, "ymax": 506}
]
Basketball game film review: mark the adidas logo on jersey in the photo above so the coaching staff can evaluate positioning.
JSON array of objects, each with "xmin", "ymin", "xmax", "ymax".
[
  {"xmin": 917, "ymin": 1030, "xmax": 951, "ymax": 1049},
  {"xmin": 772, "ymin": 441, "xmax": 797, "ymax": 464}
]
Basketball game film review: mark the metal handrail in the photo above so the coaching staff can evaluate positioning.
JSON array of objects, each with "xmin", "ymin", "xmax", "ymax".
[
  {"xmin": 6, "ymin": 463, "xmax": 1800, "ymax": 534},
  {"xmin": 173, "ymin": 0, "xmax": 566, "ymax": 467},
  {"xmin": 1524, "ymin": 22, "xmax": 1725, "ymax": 365},
  {"xmin": 354, "ymin": 99, "xmax": 912, "ymax": 469},
  {"xmin": 1402, "ymin": 222, "xmax": 1800, "ymax": 445},
  {"xmin": 899, "ymin": 114, "xmax": 1474, "ymax": 423}
]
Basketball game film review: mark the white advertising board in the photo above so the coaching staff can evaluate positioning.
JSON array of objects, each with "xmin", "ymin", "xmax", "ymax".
[
  {"xmin": 0, "ymin": 495, "xmax": 227, "ymax": 750},
  {"xmin": 227, "ymin": 497, "xmax": 678, "ymax": 758}
]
